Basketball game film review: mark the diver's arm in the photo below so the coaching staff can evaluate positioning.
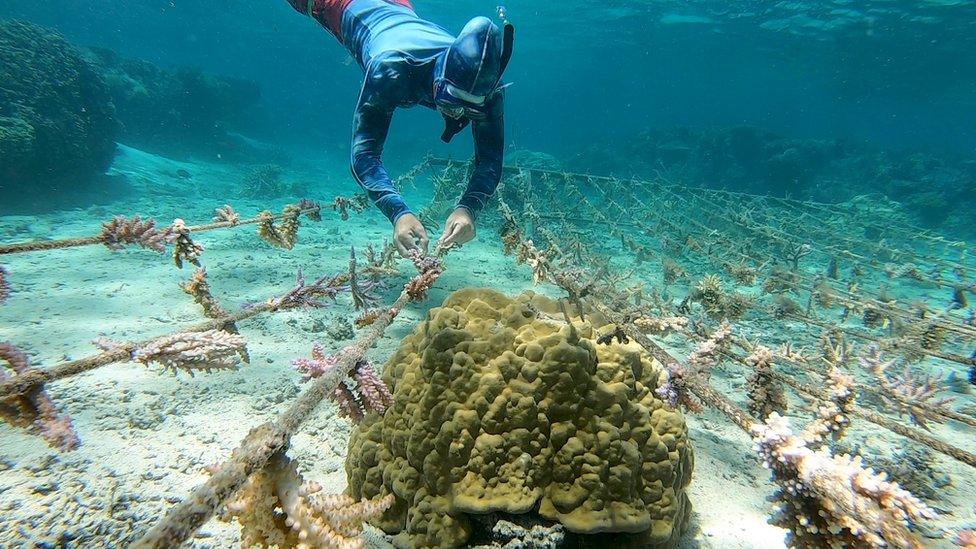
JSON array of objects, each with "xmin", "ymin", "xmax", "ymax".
[
  {"xmin": 350, "ymin": 82, "xmax": 412, "ymax": 225},
  {"xmin": 456, "ymin": 93, "xmax": 505, "ymax": 217}
]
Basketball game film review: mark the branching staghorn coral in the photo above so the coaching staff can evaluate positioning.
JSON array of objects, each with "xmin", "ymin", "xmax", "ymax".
[
  {"xmin": 257, "ymin": 206, "xmax": 299, "ymax": 250},
  {"xmin": 170, "ymin": 218, "xmax": 204, "ymax": 269},
  {"xmin": 100, "ymin": 329, "xmax": 248, "ymax": 375},
  {"xmin": 297, "ymin": 198, "xmax": 322, "ymax": 221},
  {"xmin": 265, "ymin": 269, "xmax": 350, "ymax": 310},
  {"xmin": 0, "ymin": 342, "xmax": 80, "ymax": 451},
  {"xmin": 745, "ymin": 345, "xmax": 788, "ymax": 420},
  {"xmin": 655, "ymin": 321, "xmax": 734, "ymax": 414},
  {"xmin": 293, "ymin": 343, "xmax": 393, "ymax": 423},
  {"xmin": 347, "ymin": 247, "xmax": 380, "ymax": 310},
  {"xmin": 100, "ymin": 215, "xmax": 173, "ymax": 253},
  {"xmin": 753, "ymin": 413, "xmax": 936, "ymax": 548},
  {"xmin": 361, "ymin": 240, "xmax": 398, "ymax": 282},
  {"xmin": 404, "ymin": 250, "xmax": 444, "ymax": 301},
  {"xmin": 857, "ymin": 345, "xmax": 953, "ymax": 430},
  {"xmin": 180, "ymin": 268, "xmax": 227, "ymax": 319},
  {"xmin": 800, "ymin": 363, "xmax": 855, "ymax": 444},
  {"xmin": 212, "ymin": 204, "xmax": 240, "ymax": 224},
  {"xmin": 330, "ymin": 195, "xmax": 368, "ymax": 221},
  {"xmin": 220, "ymin": 452, "xmax": 394, "ymax": 548}
]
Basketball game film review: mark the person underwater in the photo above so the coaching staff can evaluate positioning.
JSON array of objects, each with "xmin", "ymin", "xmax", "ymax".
[{"xmin": 283, "ymin": 0, "xmax": 514, "ymax": 256}]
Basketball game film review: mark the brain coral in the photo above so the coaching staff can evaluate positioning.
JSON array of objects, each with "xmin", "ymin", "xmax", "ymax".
[
  {"xmin": 346, "ymin": 288, "xmax": 694, "ymax": 548},
  {"xmin": 0, "ymin": 20, "xmax": 118, "ymax": 191}
]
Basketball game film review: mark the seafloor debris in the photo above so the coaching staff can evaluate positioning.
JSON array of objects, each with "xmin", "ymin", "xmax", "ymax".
[
  {"xmin": 0, "ymin": 342, "xmax": 80, "ymax": 451},
  {"xmin": 220, "ymin": 452, "xmax": 393, "ymax": 548}
]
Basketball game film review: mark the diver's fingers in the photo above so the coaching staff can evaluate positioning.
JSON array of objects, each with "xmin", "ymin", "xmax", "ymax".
[
  {"xmin": 396, "ymin": 234, "xmax": 416, "ymax": 258},
  {"xmin": 417, "ymin": 230, "xmax": 430, "ymax": 254},
  {"xmin": 440, "ymin": 223, "xmax": 461, "ymax": 245}
]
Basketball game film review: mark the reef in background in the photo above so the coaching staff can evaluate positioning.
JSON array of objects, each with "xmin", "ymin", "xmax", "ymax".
[
  {"xmin": 569, "ymin": 125, "xmax": 976, "ymax": 237},
  {"xmin": 0, "ymin": 20, "xmax": 119, "ymax": 195},
  {"xmin": 82, "ymin": 46, "xmax": 271, "ymax": 163}
]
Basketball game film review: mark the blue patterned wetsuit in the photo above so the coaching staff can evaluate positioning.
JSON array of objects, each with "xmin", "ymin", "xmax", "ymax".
[{"xmin": 286, "ymin": 0, "xmax": 505, "ymax": 225}]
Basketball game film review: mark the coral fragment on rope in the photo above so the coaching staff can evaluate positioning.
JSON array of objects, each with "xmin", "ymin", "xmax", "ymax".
[
  {"xmin": 0, "ymin": 342, "xmax": 80, "ymax": 451},
  {"xmin": 220, "ymin": 452, "xmax": 393, "ymax": 548},
  {"xmin": 753, "ymin": 413, "xmax": 935, "ymax": 548},
  {"xmin": 127, "ymin": 329, "xmax": 247, "ymax": 374},
  {"xmin": 100, "ymin": 215, "xmax": 173, "ymax": 252}
]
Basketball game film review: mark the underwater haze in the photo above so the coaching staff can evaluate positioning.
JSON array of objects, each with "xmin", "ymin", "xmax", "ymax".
[{"xmin": 2, "ymin": 1, "xmax": 976, "ymax": 548}]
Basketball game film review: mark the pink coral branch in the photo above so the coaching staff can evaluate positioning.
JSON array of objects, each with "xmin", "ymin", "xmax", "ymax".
[
  {"xmin": 0, "ymin": 342, "xmax": 80, "ymax": 451},
  {"xmin": 353, "ymin": 361, "xmax": 393, "ymax": 413},
  {"xmin": 292, "ymin": 344, "xmax": 393, "ymax": 421},
  {"xmin": 100, "ymin": 215, "xmax": 173, "ymax": 252}
]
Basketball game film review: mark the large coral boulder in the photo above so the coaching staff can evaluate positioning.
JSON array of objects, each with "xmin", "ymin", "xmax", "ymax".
[
  {"xmin": 347, "ymin": 289, "xmax": 694, "ymax": 548},
  {"xmin": 0, "ymin": 20, "xmax": 118, "ymax": 192}
]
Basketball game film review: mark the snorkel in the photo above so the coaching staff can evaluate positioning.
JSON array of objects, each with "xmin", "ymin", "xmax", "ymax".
[{"xmin": 436, "ymin": 6, "xmax": 514, "ymax": 143}]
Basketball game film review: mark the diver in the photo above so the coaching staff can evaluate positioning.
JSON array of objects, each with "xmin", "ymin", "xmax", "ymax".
[{"xmin": 283, "ymin": 0, "xmax": 514, "ymax": 257}]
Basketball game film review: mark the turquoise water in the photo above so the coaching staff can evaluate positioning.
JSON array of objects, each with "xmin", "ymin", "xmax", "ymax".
[{"xmin": 1, "ymin": 1, "xmax": 975, "ymax": 547}]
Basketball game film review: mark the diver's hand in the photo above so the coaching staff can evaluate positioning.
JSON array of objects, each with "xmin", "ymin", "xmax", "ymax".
[
  {"xmin": 394, "ymin": 214, "xmax": 429, "ymax": 258},
  {"xmin": 437, "ymin": 208, "xmax": 476, "ymax": 251}
]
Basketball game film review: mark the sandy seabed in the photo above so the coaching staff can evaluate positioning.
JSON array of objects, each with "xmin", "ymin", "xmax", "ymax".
[{"xmin": 1, "ymin": 145, "xmax": 972, "ymax": 548}]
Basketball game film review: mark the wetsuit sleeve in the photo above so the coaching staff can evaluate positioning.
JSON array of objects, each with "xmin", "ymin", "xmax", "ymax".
[
  {"xmin": 350, "ymin": 73, "xmax": 411, "ymax": 225},
  {"xmin": 457, "ymin": 92, "xmax": 504, "ymax": 218}
]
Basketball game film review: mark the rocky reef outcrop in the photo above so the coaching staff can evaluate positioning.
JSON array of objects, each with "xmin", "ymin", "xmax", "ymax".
[{"xmin": 0, "ymin": 20, "xmax": 119, "ymax": 193}]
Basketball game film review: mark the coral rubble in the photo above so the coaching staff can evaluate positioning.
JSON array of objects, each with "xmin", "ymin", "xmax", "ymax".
[
  {"xmin": 346, "ymin": 289, "xmax": 693, "ymax": 547},
  {"xmin": 0, "ymin": 342, "xmax": 80, "ymax": 451}
]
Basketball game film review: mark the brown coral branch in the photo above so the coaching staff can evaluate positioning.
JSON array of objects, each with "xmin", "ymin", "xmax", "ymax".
[
  {"xmin": 213, "ymin": 204, "xmax": 240, "ymax": 224},
  {"xmin": 0, "ymin": 342, "xmax": 80, "ymax": 451},
  {"xmin": 745, "ymin": 345, "xmax": 788, "ymax": 421},
  {"xmin": 180, "ymin": 268, "xmax": 227, "ymax": 319},
  {"xmin": 170, "ymin": 218, "xmax": 204, "ymax": 269}
]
